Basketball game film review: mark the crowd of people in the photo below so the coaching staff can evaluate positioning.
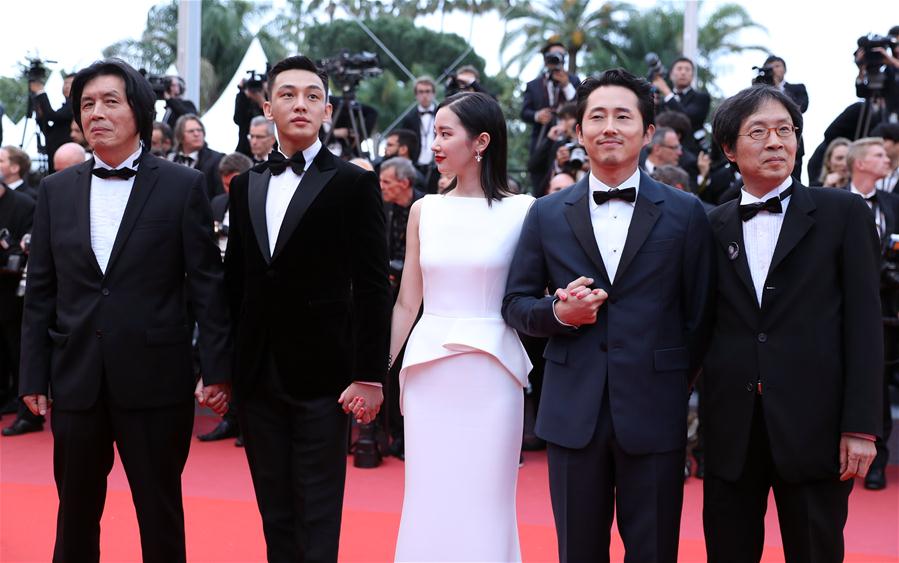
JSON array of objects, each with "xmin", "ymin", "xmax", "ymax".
[{"xmin": 0, "ymin": 24, "xmax": 897, "ymax": 563}]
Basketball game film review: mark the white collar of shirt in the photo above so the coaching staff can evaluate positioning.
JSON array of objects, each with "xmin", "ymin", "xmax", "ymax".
[
  {"xmin": 94, "ymin": 144, "xmax": 143, "ymax": 171},
  {"xmin": 274, "ymin": 137, "xmax": 321, "ymax": 171},
  {"xmin": 418, "ymin": 104, "xmax": 436, "ymax": 114},
  {"xmin": 849, "ymin": 184, "xmax": 876, "ymax": 200},
  {"xmin": 675, "ymin": 86, "xmax": 693, "ymax": 96},
  {"xmin": 7, "ymin": 179, "xmax": 23, "ymax": 190},
  {"xmin": 643, "ymin": 158, "xmax": 657, "ymax": 175},
  {"xmin": 178, "ymin": 150, "xmax": 199, "ymax": 162},
  {"xmin": 589, "ymin": 168, "xmax": 641, "ymax": 211},
  {"xmin": 740, "ymin": 176, "xmax": 793, "ymax": 305},
  {"xmin": 265, "ymin": 138, "xmax": 322, "ymax": 256},
  {"xmin": 739, "ymin": 176, "xmax": 793, "ymax": 211}
]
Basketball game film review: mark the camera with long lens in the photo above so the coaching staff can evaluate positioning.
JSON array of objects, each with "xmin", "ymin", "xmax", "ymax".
[
  {"xmin": 139, "ymin": 69, "xmax": 173, "ymax": 101},
  {"xmin": 319, "ymin": 50, "xmax": 382, "ymax": 94},
  {"xmin": 22, "ymin": 56, "xmax": 54, "ymax": 83},
  {"xmin": 444, "ymin": 73, "xmax": 486, "ymax": 97},
  {"xmin": 0, "ymin": 228, "xmax": 26, "ymax": 275},
  {"xmin": 752, "ymin": 65, "xmax": 775, "ymax": 86},
  {"xmin": 561, "ymin": 142, "xmax": 587, "ymax": 176},
  {"xmin": 243, "ymin": 69, "xmax": 267, "ymax": 93},
  {"xmin": 645, "ymin": 52, "xmax": 666, "ymax": 83},
  {"xmin": 856, "ymin": 34, "xmax": 898, "ymax": 95}
]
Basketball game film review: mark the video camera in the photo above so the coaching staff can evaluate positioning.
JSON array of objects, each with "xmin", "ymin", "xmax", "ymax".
[
  {"xmin": 139, "ymin": 70, "xmax": 184, "ymax": 101},
  {"xmin": 645, "ymin": 52, "xmax": 666, "ymax": 83},
  {"xmin": 319, "ymin": 50, "xmax": 382, "ymax": 94},
  {"xmin": 242, "ymin": 69, "xmax": 267, "ymax": 93},
  {"xmin": 752, "ymin": 65, "xmax": 775, "ymax": 86},
  {"xmin": 856, "ymin": 34, "xmax": 898, "ymax": 95},
  {"xmin": 444, "ymin": 73, "xmax": 486, "ymax": 97},
  {"xmin": 21, "ymin": 56, "xmax": 54, "ymax": 83}
]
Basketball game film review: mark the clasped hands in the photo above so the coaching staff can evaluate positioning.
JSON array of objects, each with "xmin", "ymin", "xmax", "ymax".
[
  {"xmin": 194, "ymin": 380, "xmax": 231, "ymax": 416},
  {"xmin": 553, "ymin": 276, "xmax": 609, "ymax": 327},
  {"xmin": 338, "ymin": 383, "xmax": 384, "ymax": 424}
]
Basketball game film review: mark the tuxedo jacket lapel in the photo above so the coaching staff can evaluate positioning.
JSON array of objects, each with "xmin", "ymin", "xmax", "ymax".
[
  {"xmin": 615, "ymin": 175, "xmax": 662, "ymax": 283},
  {"xmin": 248, "ymin": 168, "xmax": 272, "ymax": 263},
  {"xmin": 769, "ymin": 184, "xmax": 815, "ymax": 275},
  {"xmin": 104, "ymin": 155, "xmax": 159, "ymax": 277},
  {"xmin": 75, "ymin": 162, "xmax": 103, "ymax": 278},
  {"xmin": 271, "ymin": 149, "xmax": 338, "ymax": 262},
  {"xmin": 563, "ymin": 177, "xmax": 611, "ymax": 286},
  {"xmin": 713, "ymin": 201, "xmax": 756, "ymax": 304}
]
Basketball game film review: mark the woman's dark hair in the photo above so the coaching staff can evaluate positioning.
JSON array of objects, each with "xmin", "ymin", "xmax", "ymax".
[
  {"xmin": 437, "ymin": 92, "xmax": 511, "ymax": 203},
  {"xmin": 267, "ymin": 55, "xmax": 329, "ymax": 98},
  {"xmin": 711, "ymin": 85, "xmax": 803, "ymax": 152},
  {"xmin": 70, "ymin": 58, "xmax": 156, "ymax": 147},
  {"xmin": 576, "ymin": 68, "xmax": 655, "ymax": 132}
]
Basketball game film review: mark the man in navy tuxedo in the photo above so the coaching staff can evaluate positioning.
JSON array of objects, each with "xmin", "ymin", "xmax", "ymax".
[{"xmin": 503, "ymin": 68, "xmax": 714, "ymax": 562}]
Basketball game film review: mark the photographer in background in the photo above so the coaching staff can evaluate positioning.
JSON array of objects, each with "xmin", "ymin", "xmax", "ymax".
[
  {"xmin": 526, "ymin": 102, "xmax": 582, "ymax": 195},
  {"xmin": 653, "ymin": 56, "xmax": 711, "ymax": 137},
  {"xmin": 521, "ymin": 42, "xmax": 580, "ymax": 153},
  {"xmin": 0, "ymin": 179, "xmax": 39, "ymax": 435},
  {"xmin": 760, "ymin": 56, "xmax": 809, "ymax": 179},
  {"xmin": 234, "ymin": 71, "xmax": 267, "ymax": 157},
  {"xmin": 29, "ymin": 72, "xmax": 74, "ymax": 174},
  {"xmin": 160, "ymin": 76, "xmax": 198, "ymax": 129}
]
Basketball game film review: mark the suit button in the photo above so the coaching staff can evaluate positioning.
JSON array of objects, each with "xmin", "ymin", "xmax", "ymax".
[
  {"xmin": 95, "ymin": 330, "xmax": 103, "ymax": 338},
  {"xmin": 101, "ymin": 288, "xmax": 110, "ymax": 296},
  {"xmin": 757, "ymin": 332, "xmax": 767, "ymax": 343},
  {"xmin": 746, "ymin": 382, "xmax": 753, "ymax": 392},
  {"xmin": 600, "ymin": 342, "xmax": 608, "ymax": 352}
]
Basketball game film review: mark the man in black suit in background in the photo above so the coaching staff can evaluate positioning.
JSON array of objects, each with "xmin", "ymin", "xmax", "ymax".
[
  {"xmin": 170, "ymin": 114, "xmax": 225, "ymax": 200},
  {"xmin": 765, "ymin": 55, "xmax": 809, "ymax": 179},
  {"xmin": 19, "ymin": 58, "xmax": 231, "ymax": 562},
  {"xmin": 224, "ymin": 55, "xmax": 391, "ymax": 561},
  {"xmin": 703, "ymin": 85, "xmax": 883, "ymax": 563},
  {"xmin": 521, "ymin": 42, "xmax": 581, "ymax": 153},
  {"xmin": 653, "ymin": 57, "xmax": 711, "ymax": 137},
  {"xmin": 29, "ymin": 73, "xmax": 75, "ymax": 173}
]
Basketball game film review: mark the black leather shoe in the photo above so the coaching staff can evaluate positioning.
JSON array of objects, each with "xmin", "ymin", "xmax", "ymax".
[
  {"xmin": 864, "ymin": 466, "xmax": 887, "ymax": 490},
  {"xmin": 198, "ymin": 419, "xmax": 239, "ymax": 441},
  {"xmin": 2, "ymin": 418, "xmax": 44, "ymax": 436},
  {"xmin": 695, "ymin": 458, "xmax": 705, "ymax": 480},
  {"xmin": 234, "ymin": 434, "xmax": 244, "ymax": 448},
  {"xmin": 388, "ymin": 436, "xmax": 405, "ymax": 461}
]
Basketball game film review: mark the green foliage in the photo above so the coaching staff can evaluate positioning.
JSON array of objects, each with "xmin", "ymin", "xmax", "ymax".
[{"xmin": 0, "ymin": 77, "xmax": 28, "ymax": 123}]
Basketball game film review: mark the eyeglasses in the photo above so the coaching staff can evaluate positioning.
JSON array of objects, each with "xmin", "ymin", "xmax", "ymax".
[
  {"xmin": 247, "ymin": 134, "xmax": 272, "ymax": 141},
  {"xmin": 662, "ymin": 143, "xmax": 682, "ymax": 150},
  {"xmin": 738, "ymin": 125, "xmax": 799, "ymax": 141}
]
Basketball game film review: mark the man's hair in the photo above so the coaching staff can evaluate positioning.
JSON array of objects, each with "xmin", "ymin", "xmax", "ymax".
[
  {"xmin": 173, "ymin": 114, "xmax": 204, "ymax": 145},
  {"xmin": 152, "ymin": 121, "xmax": 174, "ymax": 143},
  {"xmin": 456, "ymin": 65, "xmax": 480, "ymax": 80},
  {"xmin": 249, "ymin": 115, "xmax": 275, "ymax": 135},
  {"xmin": 764, "ymin": 55, "xmax": 786, "ymax": 70},
  {"xmin": 267, "ymin": 55, "xmax": 329, "ymax": 98},
  {"xmin": 651, "ymin": 164, "xmax": 691, "ymax": 190},
  {"xmin": 650, "ymin": 127, "xmax": 676, "ymax": 150},
  {"xmin": 655, "ymin": 110, "xmax": 691, "ymax": 141},
  {"xmin": 670, "ymin": 56, "xmax": 695, "ymax": 71},
  {"xmin": 871, "ymin": 122, "xmax": 899, "ymax": 143},
  {"xmin": 541, "ymin": 41, "xmax": 566, "ymax": 55},
  {"xmin": 388, "ymin": 128, "xmax": 420, "ymax": 161},
  {"xmin": 888, "ymin": 25, "xmax": 899, "ymax": 37},
  {"xmin": 413, "ymin": 76, "xmax": 437, "ymax": 93},
  {"xmin": 576, "ymin": 68, "xmax": 655, "ymax": 131},
  {"xmin": 70, "ymin": 58, "xmax": 156, "ymax": 147},
  {"xmin": 847, "ymin": 137, "xmax": 884, "ymax": 172},
  {"xmin": 380, "ymin": 157, "xmax": 418, "ymax": 184},
  {"xmin": 1, "ymin": 146, "xmax": 31, "ymax": 176},
  {"xmin": 557, "ymin": 102, "xmax": 577, "ymax": 120},
  {"xmin": 218, "ymin": 151, "xmax": 254, "ymax": 177},
  {"xmin": 711, "ymin": 85, "xmax": 803, "ymax": 153}
]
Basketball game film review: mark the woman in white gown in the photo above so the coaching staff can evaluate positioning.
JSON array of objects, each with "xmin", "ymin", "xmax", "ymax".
[{"xmin": 388, "ymin": 92, "xmax": 534, "ymax": 562}]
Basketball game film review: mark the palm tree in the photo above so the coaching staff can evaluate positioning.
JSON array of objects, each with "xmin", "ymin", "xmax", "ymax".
[{"xmin": 500, "ymin": 0, "xmax": 635, "ymax": 76}]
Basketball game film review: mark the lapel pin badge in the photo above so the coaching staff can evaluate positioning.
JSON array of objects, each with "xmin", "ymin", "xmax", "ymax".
[{"xmin": 727, "ymin": 242, "xmax": 740, "ymax": 261}]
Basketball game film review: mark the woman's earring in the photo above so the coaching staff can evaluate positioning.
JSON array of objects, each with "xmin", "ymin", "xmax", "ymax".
[{"xmin": 475, "ymin": 150, "xmax": 482, "ymax": 163}]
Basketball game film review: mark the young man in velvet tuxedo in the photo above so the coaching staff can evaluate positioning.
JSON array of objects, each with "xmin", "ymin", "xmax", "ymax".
[{"xmin": 223, "ymin": 55, "xmax": 391, "ymax": 562}]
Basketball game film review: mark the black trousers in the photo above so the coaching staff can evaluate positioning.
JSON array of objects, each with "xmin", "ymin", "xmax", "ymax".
[
  {"xmin": 240, "ymin": 360, "xmax": 349, "ymax": 563},
  {"xmin": 547, "ymin": 387, "xmax": 685, "ymax": 563},
  {"xmin": 703, "ymin": 398, "xmax": 853, "ymax": 563},
  {"xmin": 50, "ymin": 390, "xmax": 194, "ymax": 562}
]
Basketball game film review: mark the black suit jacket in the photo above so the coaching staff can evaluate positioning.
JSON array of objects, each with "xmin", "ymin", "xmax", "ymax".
[
  {"xmin": 33, "ymin": 93, "xmax": 73, "ymax": 171},
  {"xmin": 661, "ymin": 88, "xmax": 711, "ymax": 134},
  {"xmin": 211, "ymin": 193, "xmax": 229, "ymax": 224},
  {"xmin": 195, "ymin": 146, "xmax": 225, "ymax": 201},
  {"xmin": 19, "ymin": 153, "xmax": 231, "ymax": 410},
  {"xmin": 783, "ymin": 82, "xmax": 809, "ymax": 113},
  {"xmin": 703, "ymin": 184, "xmax": 883, "ymax": 483},
  {"xmin": 224, "ymin": 147, "xmax": 391, "ymax": 399}
]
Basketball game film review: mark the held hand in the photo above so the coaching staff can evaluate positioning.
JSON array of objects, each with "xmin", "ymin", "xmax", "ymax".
[
  {"xmin": 338, "ymin": 383, "xmax": 384, "ymax": 424},
  {"xmin": 554, "ymin": 277, "xmax": 608, "ymax": 326},
  {"xmin": 839, "ymin": 435, "xmax": 877, "ymax": 481},
  {"xmin": 22, "ymin": 394, "xmax": 50, "ymax": 416},
  {"xmin": 195, "ymin": 380, "xmax": 231, "ymax": 416},
  {"xmin": 554, "ymin": 276, "xmax": 594, "ymax": 302}
]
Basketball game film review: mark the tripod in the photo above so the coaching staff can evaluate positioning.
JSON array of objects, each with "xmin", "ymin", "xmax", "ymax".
[
  {"xmin": 325, "ymin": 86, "xmax": 371, "ymax": 160},
  {"xmin": 854, "ymin": 93, "xmax": 887, "ymax": 139}
]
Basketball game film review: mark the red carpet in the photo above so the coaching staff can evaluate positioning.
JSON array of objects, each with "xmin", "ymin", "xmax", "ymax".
[{"xmin": 1, "ymin": 414, "xmax": 897, "ymax": 562}]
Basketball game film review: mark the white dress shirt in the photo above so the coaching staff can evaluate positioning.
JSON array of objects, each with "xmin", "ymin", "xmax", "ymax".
[
  {"xmin": 416, "ymin": 105, "xmax": 436, "ymax": 166},
  {"xmin": 7, "ymin": 179, "xmax": 24, "ymax": 191},
  {"xmin": 265, "ymin": 139, "xmax": 321, "ymax": 256},
  {"xmin": 90, "ymin": 145, "xmax": 143, "ymax": 273},
  {"xmin": 547, "ymin": 80, "xmax": 577, "ymax": 109},
  {"xmin": 850, "ymin": 184, "xmax": 885, "ymax": 239},
  {"xmin": 589, "ymin": 168, "xmax": 642, "ymax": 283},
  {"xmin": 741, "ymin": 177, "xmax": 793, "ymax": 305}
]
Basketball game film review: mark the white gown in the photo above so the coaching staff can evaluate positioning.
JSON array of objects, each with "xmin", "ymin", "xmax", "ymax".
[{"xmin": 395, "ymin": 193, "xmax": 534, "ymax": 562}]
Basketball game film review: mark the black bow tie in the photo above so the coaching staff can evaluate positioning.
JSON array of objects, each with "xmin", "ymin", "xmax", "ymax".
[
  {"xmin": 92, "ymin": 167, "xmax": 137, "ymax": 180},
  {"xmin": 174, "ymin": 154, "xmax": 195, "ymax": 166},
  {"xmin": 419, "ymin": 108, "xmax": 434, "ymax": 116},
  {"xmin": 593, "ymin": 187, "xmax": 637, "ymax": 205},
  {"xmin": 739, "ymin": 185, "xmax": 793, "ymax": 221},
  {"xmin": 268, "ymin": 151, "xmax": 306, "ymax": 176}
]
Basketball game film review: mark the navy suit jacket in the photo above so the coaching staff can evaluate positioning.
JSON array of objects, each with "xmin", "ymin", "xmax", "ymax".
[{"xmin": 503, "ymin": 173, "xmax": 715, "ymax": 453}]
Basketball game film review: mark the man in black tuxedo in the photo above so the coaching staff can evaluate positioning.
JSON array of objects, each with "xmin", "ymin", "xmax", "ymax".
[
  {"xmin": 19, "ymin": 59, "xmax": 231, "ymax": 562},
  {"xmin": 170, "ymin": 114, "xmax": 225, "ymax": 200},
  {"xmin": 521, "ymin": 42, "xmax": 581, "ymax": 154},
  {"xmin": 224, "ymin": 55, "xmax": 391, "ymax": 562},
  {"xmin": 653, "ymin": 56, "xmax": 711, "ymax": 137},
  {"xmin": 503, "ymin": 69, "xmax": 715, "ymax": 562},
  {"xmin": 29, "ymin": 73, "xmax": 75, "ymax": 173},
  {"xmin": 702, "ymin": 85, "xmax": 883, "ymax": 563},
  {"xmin": 843, "ymin": 136, "xmax": 898, "ymax": 491}
]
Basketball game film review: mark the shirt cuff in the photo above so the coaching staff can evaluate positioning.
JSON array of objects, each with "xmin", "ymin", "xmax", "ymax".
[
  {"xmin": 664, "ymin": 92, "xmax": 676, "ymax": 103},
  {"xmin": 562, "ymin": 83, "xmax": 576, "ymax": 100},
  {"xmin": 842, "ymin": 432, "xmax": 876, "ymax": 441},
  {"xmin": 552, "ymin": 298, "xmax": 577, "ymax": 328},
  {"xmin": 354, "ymin": 381, "xmax": 383, "ymax": 388}
]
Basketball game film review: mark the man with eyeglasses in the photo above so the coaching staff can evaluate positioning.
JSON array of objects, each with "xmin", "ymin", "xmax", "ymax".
[
  {"xmin": 702, "ymin": 85, "xmax": 883, "ymax": 563},
  {"xmin": 642, "ymin": 126, "xmax": 682, "ymax": 175},
  {"xmin": 247, "ymin": 116, "xmax": 276, "ymax": 164}
]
